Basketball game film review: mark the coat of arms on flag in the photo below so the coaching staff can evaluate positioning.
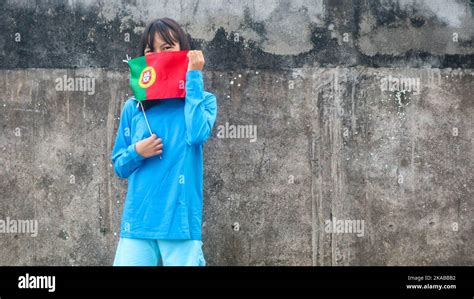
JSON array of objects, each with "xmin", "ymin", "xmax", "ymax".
[{"xmin": 128, "ymin": 50, "xmax": 189, "ymax": 101}]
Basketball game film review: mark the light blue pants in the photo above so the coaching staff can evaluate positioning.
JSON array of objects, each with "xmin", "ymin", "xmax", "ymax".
[{"xmin": 113, "ymin": 237, "xmax": 206, "ymax": 266}]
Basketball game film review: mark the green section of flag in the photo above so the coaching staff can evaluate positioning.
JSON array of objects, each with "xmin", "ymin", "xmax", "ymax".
[{"xmin": 128, "ymin": 56, "xmax": 148, "ymax": 101}]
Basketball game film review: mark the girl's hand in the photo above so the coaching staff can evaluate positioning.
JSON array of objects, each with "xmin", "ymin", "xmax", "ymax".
[
  {"xmin": 135, "ymin": 133, "xmax": 163, "ymax": 158},
  {"xmin": 187, "ymin": 50, "xmax": 205, "ymax": 71}
]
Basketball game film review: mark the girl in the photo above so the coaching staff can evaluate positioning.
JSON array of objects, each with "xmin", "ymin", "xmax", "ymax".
[{"xmin": 111, "ymin": 18, "xmax": 218, "ymax": 266}]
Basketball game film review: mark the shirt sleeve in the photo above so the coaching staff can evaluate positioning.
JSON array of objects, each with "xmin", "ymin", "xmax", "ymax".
[
  {"xmin": 184, "ymin": 70, "xmax": 218, "ymax": 146},
  {"xmin": 111, "ymin": 100, "xmax": 146, "ymax": 179}
]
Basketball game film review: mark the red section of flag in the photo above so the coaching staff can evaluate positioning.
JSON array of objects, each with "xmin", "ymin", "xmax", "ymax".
[{"xmin": 145, "ymin": 50, "xmax": 189, "ymax": 100}]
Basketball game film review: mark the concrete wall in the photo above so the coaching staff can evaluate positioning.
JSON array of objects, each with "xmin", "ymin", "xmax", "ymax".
[{"xmin": 0, "ymin": 0, "xmax": 472, "ymax": 265}]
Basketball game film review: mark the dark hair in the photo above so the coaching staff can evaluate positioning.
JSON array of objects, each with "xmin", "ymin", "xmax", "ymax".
[
  {"xmin": 137, "ymin": 18, "xmax": 191, "ymax": 111},
  {"xmin": 139, "ymin": 17, "xmax": 191, "ymax": 56}
]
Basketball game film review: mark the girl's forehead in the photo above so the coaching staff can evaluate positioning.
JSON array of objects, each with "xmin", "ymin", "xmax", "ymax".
[
  {"xmin": 153, "ymin": 32, "xmax": 166, "ymax": 43},
  {"xmin": 149, "ymin": 31, "xmax": 177, "ymax": 46}
]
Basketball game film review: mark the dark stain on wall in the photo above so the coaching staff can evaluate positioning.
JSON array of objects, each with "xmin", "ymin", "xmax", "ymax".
[{"xmin": 1, "ymin": 1, "xmax": 473, "ymax": 69}]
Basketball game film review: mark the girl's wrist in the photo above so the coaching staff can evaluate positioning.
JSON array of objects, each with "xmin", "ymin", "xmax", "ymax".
[{"xmin": 186, "ymin": 69, "xmax": 203, "ymax": 79}]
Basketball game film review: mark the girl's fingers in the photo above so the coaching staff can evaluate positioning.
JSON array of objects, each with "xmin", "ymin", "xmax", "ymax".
[
  {"xmin": 155, "ymin": 150, "xmax": 163, "ymax": 155},
  {"xmin": 196, "ymin": 51, "xmax": 205, "ymax": 63},
  {"xmin": 188, "ymin": 51, "xmax": 202, "ymax": 58},
  {"xmin": 187, "ymin": 50, "xmax": 204, "ymax": 70},
  {"xmin": 154, "ymin": 143, "xmax": 163, "ymax": 150}
]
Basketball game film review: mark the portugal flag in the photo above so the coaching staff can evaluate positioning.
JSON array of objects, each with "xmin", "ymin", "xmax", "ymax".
[{"xmin": 128, "ymin": 50, "xmax": 189, "ymax": 101}]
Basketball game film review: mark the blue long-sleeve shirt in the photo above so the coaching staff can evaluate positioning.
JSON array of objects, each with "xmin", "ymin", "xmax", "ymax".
[{"xmin": 111, "ymin": 70, "xmax": 218, "ymax": 240}]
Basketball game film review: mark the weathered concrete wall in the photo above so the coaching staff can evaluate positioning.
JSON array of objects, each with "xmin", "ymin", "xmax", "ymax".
[{"xmin": 0, "ymin": 0, "xmax": 473, "ymax": 265}]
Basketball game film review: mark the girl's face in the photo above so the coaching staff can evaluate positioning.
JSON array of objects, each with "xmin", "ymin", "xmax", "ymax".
[{"xmin": 144, "ymin": 31, "xmax": 180, "ymax": 55}]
